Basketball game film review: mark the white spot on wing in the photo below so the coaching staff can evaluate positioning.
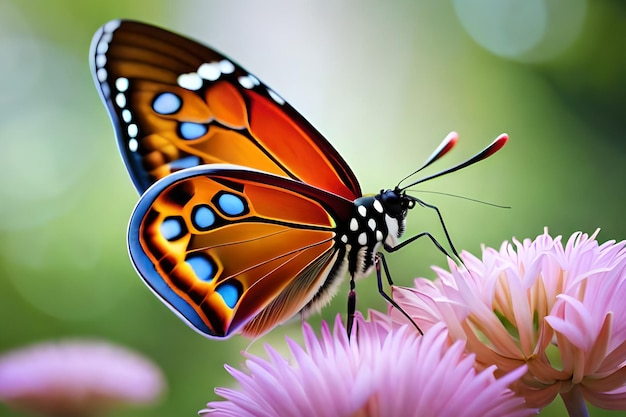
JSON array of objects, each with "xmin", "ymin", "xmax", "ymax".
[
  {"xmin": 238, "ymin": 75, "xmax": 254, "ymax": 89},
  {"xmin": 197, "ymin": 62, "xmax": 221, "ymax": 81},
  {"xmin": 95, "ymin": 54, "xmax": 106, "ymax": 67},
  {"xmin": 349, "ymin": 218, "xmax": 358, "ymax": 231},
  {"xmin": 373, "ymin": 200, "xmax": 383, "ymax": 213},
  {"xmin": 219, "ymin": 59, "xmax": 235, "ymax": 74},
  {"xmin": 358, "ymin": 232, "xmax": 367, "ymax": 246},
  {"xmin": 115, "ymin": 93, "xmax": 126, "ymax": 108},
  {"xmin": 177, "ymin": 73, "xmax": 203, "ymax": 90},
  {"xmin": 357, "ymin": 205, "xmax": 367, "ymax": 217},
  {"xmin": 103, "ymin": 20, "xmax": 122, "ymax": 33},
  {"xmin": 376, "ymin": 230, "xmax": 383, "ymax": 241},
  {"xmin": 122, "ymin": 109, "xmax": 132, "ymax": 123},
  {"xmin": 96, "ymin": 41, "xmax": 109, "ymax": 55},
  {"xmin": 128, "ymin": 124, "xmax": 138, "ymax": 137},
  {"xmin": 96, "ymin": 68, "xmax": 107, "ymax": 82},
  {"xmin": 101, "ymin": 32, "xmax": 113, "ymax": 45},
  {"xmin": 368, "ymin": 218, "xmax": 377, "ymax": 231},
  {"xmin": 340, "ymin": 235, "xmax": 348, "ymax": 243},
  {"xmin": 115, "ymin": 77, "xmax": 129, "ymax": 92},
  {"xmin": 248, "ymin": 74, "xmax": 260, "ymax": 86},
  {"xmin": 267, "ymin": 89, "xmax": 285, "ymax": 105},
  {"xmin": 128, "ymin": 138, "xmax": 139, "ymax": 152}
]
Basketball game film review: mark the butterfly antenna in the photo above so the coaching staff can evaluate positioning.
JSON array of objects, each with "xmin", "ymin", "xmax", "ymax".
[
  {"xmin": 397, "ymin": 131, "xmax": 459, "ymax": 188},
  {"xmin": 399, "ymin": 133, "xmax": 508, "ymax": 191},
  {"xmin": 405, "ymin": 190, "xmax": 511, "ymax": 209}
]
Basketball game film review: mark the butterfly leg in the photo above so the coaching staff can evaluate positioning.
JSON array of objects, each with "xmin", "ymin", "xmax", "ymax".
[
  {"xmin": 386, "ymin": 199, "xmax": 467, "ymax": 268},
  {"xmin": 375, "ymin": 253, "xmax": 423, "ymax": 335},
  {"xmin": 346, "ymin": 278, "xmax": 357, "ymax": 339},
  {"xmin": 385, "ymin": 231, "xmax": 450, "ymax": 255}
]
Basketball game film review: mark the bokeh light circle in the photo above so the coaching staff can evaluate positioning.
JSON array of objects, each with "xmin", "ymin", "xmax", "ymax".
[{"xmin": 454, "ymin": 0, "xmax": 587, "ymax": 62}]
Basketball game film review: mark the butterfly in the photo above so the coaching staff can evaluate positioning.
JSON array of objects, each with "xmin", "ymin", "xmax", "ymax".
[{"xmin": 90, "ymin": 20, "xmax": 508, "ymax": 339}]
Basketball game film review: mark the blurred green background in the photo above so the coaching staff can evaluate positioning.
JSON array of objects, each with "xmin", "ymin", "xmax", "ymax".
[{"xmin": 0, "ymin": 0, "xmax": 624, "ymax": 416}]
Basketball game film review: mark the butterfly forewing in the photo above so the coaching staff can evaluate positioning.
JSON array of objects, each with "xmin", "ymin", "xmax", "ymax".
[
  {"xmin": 91, "ymin": 20, "xmax": 361, "ymax": 200},
  {"xmin": 129, "ymin": 165, "xmax": 354, "ymax": 338}
]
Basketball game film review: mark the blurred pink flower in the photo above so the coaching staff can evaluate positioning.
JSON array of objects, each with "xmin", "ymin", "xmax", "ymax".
[
  {"xmin": 0, "ymin": 339, "xmax": 165, "ymax": 417},
  {"xmin": 391, "ymin": 229, "xmax": 626, "ymax": 414},
  {"xmin": 202, "ymin": 313, "xmax": 535, "ymax": 417}
]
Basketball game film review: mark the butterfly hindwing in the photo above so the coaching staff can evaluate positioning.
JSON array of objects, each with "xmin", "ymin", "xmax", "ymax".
[
  {"xmin": 129, "ymin": 164, "xmax": 354, "ymax": 338},
  {"xmin": 91, "ymin": 19, "xmax": 361, "ymax": 200}
]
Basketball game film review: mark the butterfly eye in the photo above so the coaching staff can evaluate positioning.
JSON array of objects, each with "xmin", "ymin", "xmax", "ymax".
[{"xmin": 379, "ymin": 189, "xmax": 407, "ymax": 218}]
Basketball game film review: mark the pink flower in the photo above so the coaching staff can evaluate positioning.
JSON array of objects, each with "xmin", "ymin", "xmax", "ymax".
[
  {"xmin": 202, "ymin": 313, "xmax": 535, "ymax": 417},
  {"xmin": 0, "ymin": 339, "xmax": 166, "ymax": 417},
  {"xmin": 391, "ymin": 229, "xmax": 626, "ymax": 414}
]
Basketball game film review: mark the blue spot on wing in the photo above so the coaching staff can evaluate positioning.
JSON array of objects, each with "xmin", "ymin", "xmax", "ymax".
[
  {"xmin": 168, "ymin": 156, "xmax": 201, "ymax": 170},
  {"xmin": 217, "ymin": 193, "xmax": 246, "ymax": 216},
  {"xmin": 186, "ymin": 254, "xmax": 215, "ymax": 281},
  {"xmin": 180, "ymin": 122, "xmax": 208, "ymax": 140},
  {"xmin": 160, "ymin": 216, "xmax": 186, "ymax": 241},
  {"xmin": 192, "ymin": 205, "xmax": 216, "ymax": 230},
  {"xmin": 216, "ymin": 282, "xmax": 241, "ymax": 309},
  {"xmin": 152, "ymin": 92, "xmax": 182, "ymax": 115}
]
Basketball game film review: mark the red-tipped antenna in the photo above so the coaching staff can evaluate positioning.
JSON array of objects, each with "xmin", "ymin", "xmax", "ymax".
[
  {"xmin": 399, "ymin": 133, "xmax": 508, "ymax": 191},
  {"xmin": 397, "ymin": 131, "xmax": 459, "ymax": 187}
]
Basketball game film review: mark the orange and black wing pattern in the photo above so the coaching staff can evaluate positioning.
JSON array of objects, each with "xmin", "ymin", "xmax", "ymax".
[
  {"xmin": 129, "ymin": 165, "xmax": 354, "ymax": 338},
  {"xmin": 90, "ymin": 20, "xmax": 361, "ymax": 201}
]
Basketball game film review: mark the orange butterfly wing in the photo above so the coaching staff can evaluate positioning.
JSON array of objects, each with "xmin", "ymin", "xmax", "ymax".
[
  {"xmin": 129, "ymin": 165, "xmax": 354, "ymax": 338},
  {"xmin": 91, "ymin": 20, "xmax": 361, "ymax": 201}
]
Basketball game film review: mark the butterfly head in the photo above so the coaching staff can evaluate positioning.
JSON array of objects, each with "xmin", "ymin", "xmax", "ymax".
[
  {"xmin": 375, "ymin": 187, "xmax": 417, "ymax": 248},
  {"xmin": 379, "ymin": 188, "xmax": 416, "ymax": 218}
]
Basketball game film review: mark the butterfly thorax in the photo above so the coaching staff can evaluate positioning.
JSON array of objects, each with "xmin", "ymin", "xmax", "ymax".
[
  {"xmin": 338, "ymin": 188, "xmax": 412, "ymax": 280},
  {"xmin": 302, "ymin": 188, "xmax": 411, "ymax": 318}
]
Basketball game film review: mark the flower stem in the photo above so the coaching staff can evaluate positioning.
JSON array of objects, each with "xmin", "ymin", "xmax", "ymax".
[{"xmin": 560, "ymin": 385, "xmax": 589, "ymax": 417}]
